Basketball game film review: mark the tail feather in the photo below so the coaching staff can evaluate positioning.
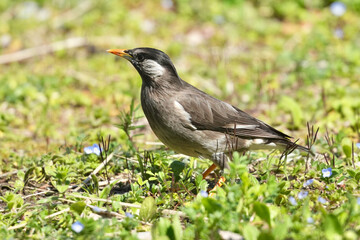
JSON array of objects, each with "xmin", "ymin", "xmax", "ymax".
[
  {"xmin": 275, "ymin": 139, "xmax": 315, "ymax": 156},
  {"xmin": 294, "ymin": 143, "xmax": 314, "ymax": 156}
]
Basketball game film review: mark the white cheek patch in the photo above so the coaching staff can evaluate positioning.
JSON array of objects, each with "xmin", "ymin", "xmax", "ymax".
[{"xmin": 141, "ymin": 59, "xmax": 165, "ymax": 78}]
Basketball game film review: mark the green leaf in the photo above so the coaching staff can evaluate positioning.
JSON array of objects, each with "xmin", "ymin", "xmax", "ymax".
[
  {"xmin": 272, "ymin": 215, "xmax": 291, "ymax": 240},
  {"xmin": 140, "ymin": 197, "xmax": 157, "ymax": 221},
  {"xmin": 278, "ymin": 96, "xmax": 303, "ymax": 129},
  {"xmin": 243, "ymin": 223, "xmax": 260, "ymax": 240},
  {"xmin": 17, "ymin": 170, "xmax": 25, "ymax": 180},
  {"xmin": 258, "ymin": 232, "xmax": 275, "ymax": 240},
  {"xmin": 323, "ymin": 214, "xmax": 343, "ymax": 240},
  {"xmin": 201, "ymin": 197, "xmax": 222, "ymax": 214},
  {"xmin": 99, "ymin": 185, "xmax": 111, "ymax": 199},
  {"xmin": 52, "ymin": 182, "xmax": 70, "ymax": 193},
  {"xmin": 137, "ymin": 176, "xmax": 148, "ymax": 186},
  {"xmin": 70, "ymin": 201, "xmax": 86, "ymax": 215},
  {"xmin": 90, "ymin": 174, "xmax": 99, "ymax": 195},
  {"xmin": 171, "ymin": 214, "xmax": 183, "ymax": 240},
  {"xmin": 169, "ymin": 160, "xmax": 185, "ymax": 181},
  {"xmin": 253, "ymin": 202, "xmax": 271, "ymax": 227},
  {"xmin": 158, "ymin": 172, "xmax": 165, "ymax": 182},
  {"xmin": 1, "ymin": 193, "xmax": 24, "ymax": 210},
  {"xmin": 355, "ymin": 172, "xmax": 360, "ymax": 182},
  {"xmin": 24, "ymin": 167, "xmax": 36, "ymax": 186},
  {"xmin": 341, "ymin": 138, "xmax": 352, "ymax": 158},
  {"xmin": 99, "ymin": 180, "xmax": 120, "ymax": 199},
  {"xmin": 198, "ymin": 179, "xmax": 208, "ymax": 192},
  {"xmin": 347, "ymin": 169, "xmax": 356, "ymax": 178},
  {"xmin": 44, "ymin": 164, "xmax": 55, "ymax": 177},
  {"xmin": 151, "ymin": 215, "xmax": 182, "ymax": 240},
  {"xmin": 151, "ymin": 217, "xmax": 171, "ymax": 240}
]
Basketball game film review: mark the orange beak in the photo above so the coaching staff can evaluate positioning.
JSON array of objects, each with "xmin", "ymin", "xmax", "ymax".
[{"xmin": 106, "ymin": 49, "xmax": 132, "ymax": 59}]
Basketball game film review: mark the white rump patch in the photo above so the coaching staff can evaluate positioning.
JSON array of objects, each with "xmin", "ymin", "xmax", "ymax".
[
  {"xmin": 247, "ymin": 139, "xmax": 277, "ymax": 150},
  {"xmin": 174, "ymin": 101, "xmax": 197, "ymax": 130},
  {"xmin": 224, "ymin": 123, "xmax": 257, "ymax": 130},
  {"xmin": 141, "ymin": 59, "xmax": 165, "ymax": 78},
  {"xmin": 253, "ymin": 139, "xmax": 265, "ymax": 144}
]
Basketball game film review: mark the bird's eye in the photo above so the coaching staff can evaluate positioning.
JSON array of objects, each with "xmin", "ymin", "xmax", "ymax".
[{"xmin": 136, "ymin": 54, "xmax": 145, "ymax": 62}]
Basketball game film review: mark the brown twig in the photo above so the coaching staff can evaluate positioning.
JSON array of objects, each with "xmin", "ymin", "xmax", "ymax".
[{"xmin": 0, "ymin": 37, "xmax": 89, "ymax": 65}]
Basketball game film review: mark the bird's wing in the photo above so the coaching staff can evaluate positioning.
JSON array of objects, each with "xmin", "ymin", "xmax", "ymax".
[{"xmin": 176, "ymin": 89, "xmax": 291, "ymax": 140}]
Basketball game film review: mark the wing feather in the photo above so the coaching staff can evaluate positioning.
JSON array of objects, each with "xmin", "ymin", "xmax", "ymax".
[{"xmin": 176, "ymin": 87, "xmax": 291, "ymax": 141}]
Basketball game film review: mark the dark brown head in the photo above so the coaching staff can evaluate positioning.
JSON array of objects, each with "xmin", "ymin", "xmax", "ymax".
[{"xmin": 107, "ymin": 47, "xmax": 181, "ymax": 87}]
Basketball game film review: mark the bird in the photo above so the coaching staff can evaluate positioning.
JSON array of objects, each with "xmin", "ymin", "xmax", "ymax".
[{"xmin": 107, "ymin": 47, "xmax": 312, "ymax": 180}]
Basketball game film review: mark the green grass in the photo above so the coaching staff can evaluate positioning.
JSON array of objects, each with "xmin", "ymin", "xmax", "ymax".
[{"xmin": 1, "ymin": 0, "xmax": 360, "ymax": 239}]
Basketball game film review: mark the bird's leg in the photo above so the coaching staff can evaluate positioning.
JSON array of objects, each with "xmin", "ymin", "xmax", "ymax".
[
  {"xmin": 202, "ymin": 163, "xmax": 217, "ymax": 179},
  {"xmin": 203, "ymin": 153, "xmax": 228, "ymax": 195},
  {"xmin": 208, "ymin": 175, "xmax": 226, "ymax": 197},
  {"xmin": 214, "ymin": 176, "xmax": 226, "ymax": 188},
  {"xmin": 212, "ymin": 152, "xmax": 229, "ymax": 170},
  {"xmin": 202, "ymin": 152, "xmax": 229, "ymax": 179}
]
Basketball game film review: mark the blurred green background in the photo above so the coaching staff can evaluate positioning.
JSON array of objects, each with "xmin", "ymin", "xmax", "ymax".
[{"xmin": 0, "ymin": 0, "xmax": 359, "ymax": 159}]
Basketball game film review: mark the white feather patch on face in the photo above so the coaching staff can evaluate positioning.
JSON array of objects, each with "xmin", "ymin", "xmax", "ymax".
[
  {"xmin": 174, "ymin": 101, "xmax": 197, "ymax": 130},
  {"xmin": 141, "ymin": 59, "xmax": 165, "ymax": 78}
]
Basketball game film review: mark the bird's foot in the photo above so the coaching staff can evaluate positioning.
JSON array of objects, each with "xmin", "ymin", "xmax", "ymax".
[{"xmin": 209, "ymin": 176, "xmax": 226, "ymax": 197}]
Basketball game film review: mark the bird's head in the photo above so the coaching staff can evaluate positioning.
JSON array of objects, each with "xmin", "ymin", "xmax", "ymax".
[{"xmin": 107, "ymin": 47, "xmax": 180, "ymax": 86}]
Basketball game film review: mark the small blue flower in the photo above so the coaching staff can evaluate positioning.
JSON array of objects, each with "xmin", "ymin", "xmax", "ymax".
[
  {"xmin": 213, "ymin": 15, "xmax": 225, "ymax": 25},
  {"xmin": 318, "ymin": 196, "xmax": 327, "ymax": 204},
  {"xmin": 84, "ymin": 143, "xmax": 101, "ymax": 156},
  {"xmin": 200, "ymin": 190, "xmax": 208, "ymax": 198},
  {"xmin": 333, "ymin": 28, "xmax": 344, "ymax": 39},
  {"xmin": 161, "ymin": 0, "xmax": 173, "ymax": 10},
  {"xmin": 289, "ymin": 196, "xmax": 297, "ymax": 206},
  {"xmin": 356, "ymin": 143, "xmax": 360, "ymax": 149},
  {"xmin": 307, "ymin": 217, "xmax": 314, "ymax": 224},
  {"xmin": 92, "ymin": 206, "xmax": 103, "ymax": 213},
  {"xmin": 330, "ymin": 2, "xmax": 346, "ymax": 17},
  {"xmin": 71, "ymin": 221, "xmax": 84, "ymax": 233},
  {"xmin": 125, "ymin": 212, "xmax": 134, "ymax": 218},
  {"xmin": 298, "ymin": 190, "xmax": 309, "ymax": 200},
  {"xmin": 322, "ymin": 168, "xmax": 332, "ymax": 178},
  {"xmin": 303, "ymin": 179, "xmax": 314, "ymax": 187},
  {"xmin": 357, "ymin": 197, "xmax": 360, "ymax": 205}
]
